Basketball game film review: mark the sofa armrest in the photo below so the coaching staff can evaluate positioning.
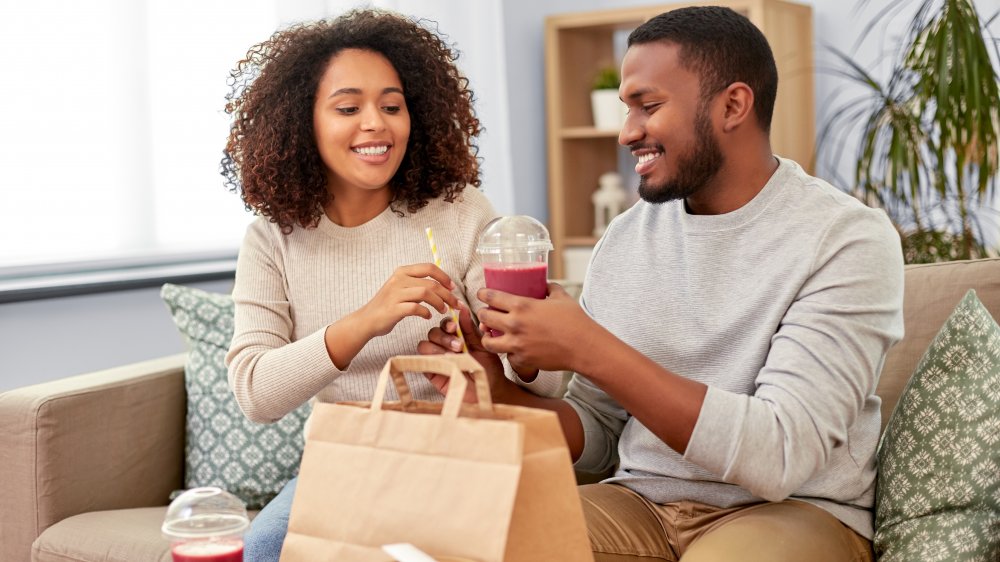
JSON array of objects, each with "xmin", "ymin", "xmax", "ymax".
[{"xmin": 0, "ymin": 353, "xmax": 187, "ymax": 562}]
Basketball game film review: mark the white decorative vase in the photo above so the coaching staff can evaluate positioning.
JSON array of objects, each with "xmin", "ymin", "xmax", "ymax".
[{"xmin": 590, "ymin": 89, "xmax": 624, "ymax": 130}]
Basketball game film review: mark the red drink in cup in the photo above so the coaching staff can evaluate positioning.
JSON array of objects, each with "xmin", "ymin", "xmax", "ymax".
[
  {"xmin": 162, "ymin": 487, "xmax": 249, "ymax": 562},
  {"xmin": 477, "ymin": 216, "xmax": 553, "ymax": 336},
  {"xmin": 171, "ymin": 541, "xmax": 244, "ymax": 562},
  {"xmin": 483, "ymin": 262, "xmax": 548, "ymax": 299}
]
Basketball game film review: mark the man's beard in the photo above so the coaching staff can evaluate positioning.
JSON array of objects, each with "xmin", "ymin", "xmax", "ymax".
[{"xmin": 637, "ymin": 108, "xmax": 723, "ymax": 204}]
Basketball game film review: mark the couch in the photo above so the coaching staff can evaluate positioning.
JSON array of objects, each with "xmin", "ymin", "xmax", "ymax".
[{"xmin": 3, "ymin": 258, "xmax": 999, "ymax": 562}]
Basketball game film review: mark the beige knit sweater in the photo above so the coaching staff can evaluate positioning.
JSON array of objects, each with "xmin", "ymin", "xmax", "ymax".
[{"xmin": 226, "ymin": 187, "xmax": 559, "ymax": 423}]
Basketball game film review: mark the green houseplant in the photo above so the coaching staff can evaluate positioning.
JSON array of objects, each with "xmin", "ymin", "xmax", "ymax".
[
  {"xmin": 817, "ymin": 0, "xmax": 1000, "ymax": 263},
  {"xmin": 593, "ymin": 66, "xmax": 621, "ymax": 91},
  {"xmin": 590, "ymin": 66, "xmax": 624, "ymax": 130}
]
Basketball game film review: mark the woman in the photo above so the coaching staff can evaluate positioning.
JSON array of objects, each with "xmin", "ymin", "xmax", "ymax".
[{"xmin": 222, "ymin": 9, "xmax": 508, "ymax": 560}]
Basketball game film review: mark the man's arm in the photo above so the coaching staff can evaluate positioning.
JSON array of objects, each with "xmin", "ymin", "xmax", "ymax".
[
  {"xmin": 476, "ymin": 284, "xmax": 707, "ymax": 455},
  {"xmin": 681, "ymin": 208, "xmax": 904, "ymax": 501}
]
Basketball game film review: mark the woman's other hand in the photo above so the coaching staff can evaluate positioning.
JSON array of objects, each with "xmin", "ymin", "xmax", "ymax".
[{"xmin": 418, "ymin": 303, "xmax": 509, "ymax": 403}]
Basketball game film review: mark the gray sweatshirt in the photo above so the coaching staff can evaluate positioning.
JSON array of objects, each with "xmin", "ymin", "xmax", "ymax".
[{"xmin": 566, "ymin": 157, "xmax": 904, "ymax": 539}]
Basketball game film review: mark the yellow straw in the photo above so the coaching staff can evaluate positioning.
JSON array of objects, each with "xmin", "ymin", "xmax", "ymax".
[{"xmin": 425, "ymin": 227, "xmax": 468, "ymax": 353}]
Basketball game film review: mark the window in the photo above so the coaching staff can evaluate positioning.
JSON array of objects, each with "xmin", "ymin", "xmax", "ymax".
[
  {"xmin": 0, "ymin": 0, "xmax": 515, "ymax": 300},
  {"xmin": 0, "ymin": 1, "xmax": 278, "ymax": 270}
]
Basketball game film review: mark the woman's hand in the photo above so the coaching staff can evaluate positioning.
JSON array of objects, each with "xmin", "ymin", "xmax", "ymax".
[
  {"xmin": 355, "ymin": 263, "xmax": 460, "ymax": 339},
  {"xmin": 418, "ymin": 304, "xmax": 512, "ymax": 403}
]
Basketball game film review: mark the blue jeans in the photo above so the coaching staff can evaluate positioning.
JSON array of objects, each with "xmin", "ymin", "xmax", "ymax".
[{"xmin": 244, "ymin": 477, "xmax": 297, "ymax": 562}]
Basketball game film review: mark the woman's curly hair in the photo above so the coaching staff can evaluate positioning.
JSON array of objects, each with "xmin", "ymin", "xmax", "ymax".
[{"xmin": 221, "ymin": 9, "xmax": 482, "ymax": 233}]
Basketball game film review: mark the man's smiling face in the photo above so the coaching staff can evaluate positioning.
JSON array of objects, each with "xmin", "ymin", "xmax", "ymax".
[{"xmin": 618, "ymin": 41, "xmax": 724, "ymax": 205}]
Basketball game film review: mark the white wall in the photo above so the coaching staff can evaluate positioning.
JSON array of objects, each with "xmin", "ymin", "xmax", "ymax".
[
  {"xmin": 500, "ymin": 0, "xmax": 585, "ymax": 220},
  {"xmin": 0, "ymin": 279, "xmax": 234, "ymax": 392},
  {"xmin": 3, "ymin": 0, "xmax": 995, "ymax": 391}
]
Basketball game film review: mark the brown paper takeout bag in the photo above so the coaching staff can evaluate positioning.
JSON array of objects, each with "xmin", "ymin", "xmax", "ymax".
[{"xmin": 280, "ymin": 354, "xmax": 593, "ymax": 562}]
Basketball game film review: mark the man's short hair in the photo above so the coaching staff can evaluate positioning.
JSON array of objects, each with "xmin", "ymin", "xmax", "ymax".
[{"xmin": 628, "ymin": 6, "xmax": 778, "ymax": 132}]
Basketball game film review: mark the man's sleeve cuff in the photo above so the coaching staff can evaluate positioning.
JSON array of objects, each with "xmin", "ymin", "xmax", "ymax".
[{"xmin": 504, "ymin": 359, "xmax": 566, "ymax": 397}]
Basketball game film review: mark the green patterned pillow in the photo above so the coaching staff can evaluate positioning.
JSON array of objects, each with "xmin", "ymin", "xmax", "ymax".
[
  {"xmin": 161, "ymin": 283, "xmax": 311, "ymax": 509},
  {"xmin": 875, "ymin": 289, "xmax": 1000, "ymax": 561}
]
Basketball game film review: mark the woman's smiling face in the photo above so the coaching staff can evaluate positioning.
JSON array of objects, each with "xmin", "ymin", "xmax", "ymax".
[{"xmin": 313, "ymin": 48, "xmax": 411, "ymax": 198}]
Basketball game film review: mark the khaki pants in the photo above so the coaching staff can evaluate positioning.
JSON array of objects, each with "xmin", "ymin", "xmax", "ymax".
[{"xmin": 580, "ymin": 483, "xmax": 873, "ymax": 562}]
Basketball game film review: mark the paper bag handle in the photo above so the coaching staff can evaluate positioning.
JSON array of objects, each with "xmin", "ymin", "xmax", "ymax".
[{"xmin": 371, "ymin": 354, "xmax": 492, "ymax": 417}]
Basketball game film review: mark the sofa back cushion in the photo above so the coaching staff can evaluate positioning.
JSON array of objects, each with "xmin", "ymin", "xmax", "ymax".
[{"xmin": 877, "ymin": 258, "xmax": 1000, "ymax": 433}]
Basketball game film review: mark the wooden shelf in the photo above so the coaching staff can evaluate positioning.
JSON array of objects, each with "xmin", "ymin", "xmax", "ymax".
[
  {"xmin": 561, "ymin": 127, "xmax": 621, "ymax": 139},
  {"xmin": 544, "ymin": 1, "xmax": 815, "ymax": 280}
]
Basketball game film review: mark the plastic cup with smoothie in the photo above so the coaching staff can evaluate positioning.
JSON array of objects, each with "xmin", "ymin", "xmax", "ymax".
[
  {"xmin": 477, "ymin": 215, "xmax": 553, "ymax": 336},
  {"xmin": 162, "ymin": 487, "xmax": 249, "ymax": 562}
]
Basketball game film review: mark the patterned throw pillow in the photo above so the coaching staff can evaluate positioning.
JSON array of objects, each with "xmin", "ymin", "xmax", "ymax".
[
  {"xmin": 875, "ymin": 290, "xmax": 1000, "ymax": 561},
  {"xmin": 161, "ymin": 283, "xmax": 311, "ymax": 509}
]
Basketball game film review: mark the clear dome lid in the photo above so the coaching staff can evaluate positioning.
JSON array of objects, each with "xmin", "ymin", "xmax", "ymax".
[
  {"xmin": 162, "ymin": 487, "xmax": 249, "ymax": 541},
  {"xmin": 477, "ymin": 215, "xmax": 553, "ymax": 254}
]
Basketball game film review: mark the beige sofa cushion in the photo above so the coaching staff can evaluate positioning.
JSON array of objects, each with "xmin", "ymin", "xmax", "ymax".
[
  {"xmin": 33, "ymin": 507, "xmax": 172, "ymax": 562},
  {"xmin": 33, "ymin": 507, "xmax": 259, "ymax": 562},
  {"xmin": 877, "ymin": 258, "xmax": 1000, "ymax": 432}
]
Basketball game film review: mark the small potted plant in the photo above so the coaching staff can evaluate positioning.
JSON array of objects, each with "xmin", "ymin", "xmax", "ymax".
[{"xmin": 590, "ymin": 66, "xmax": 624, "ymax": 130}]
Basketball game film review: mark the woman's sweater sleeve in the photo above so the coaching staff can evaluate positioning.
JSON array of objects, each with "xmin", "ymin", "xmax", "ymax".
[{"xmin": 225, "ymin": 221, "xmax": 345, "ymax": 423}]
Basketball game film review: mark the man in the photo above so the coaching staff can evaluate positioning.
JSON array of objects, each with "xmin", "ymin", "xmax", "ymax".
[{"xmin": 422, "ymin": 6, "xmax": 902, "ymax": 561}]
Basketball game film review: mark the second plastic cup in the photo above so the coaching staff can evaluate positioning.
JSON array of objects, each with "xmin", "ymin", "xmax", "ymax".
[
  {"xmin": 477, "ymin": 216, "xmax": 553, "ymax": 335},
  {"xmin": 162, "ymin": 487, "xmax": 249, "ymax": 562}
]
